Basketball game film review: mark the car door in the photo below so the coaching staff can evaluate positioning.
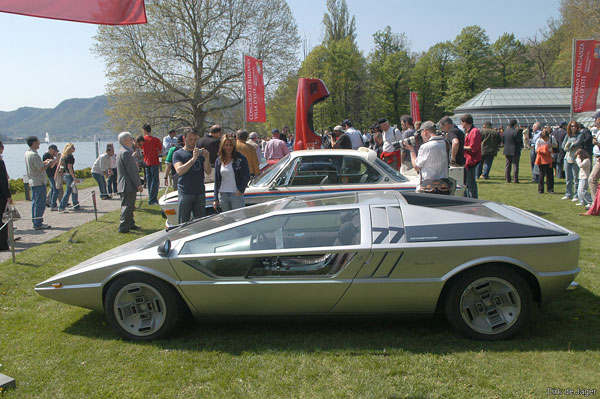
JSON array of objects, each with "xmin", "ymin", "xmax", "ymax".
[{"xmin": 169, "ymin": 207, "xmax": 370, "ymax": 314}]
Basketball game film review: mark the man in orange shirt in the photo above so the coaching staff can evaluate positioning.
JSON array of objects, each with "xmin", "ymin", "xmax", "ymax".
[{"xmin": 141, "ymin": 124, "xmax": 162, "ymax": 205}]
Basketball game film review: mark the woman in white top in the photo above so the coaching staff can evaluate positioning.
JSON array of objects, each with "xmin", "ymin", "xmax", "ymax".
[
  {"xmin": 575, "ymin": 149, "xmax": 593, "ymax": 207},
  {"xmin": 213, "ymin": 134, "xmax": 250, "ymax": 212}
]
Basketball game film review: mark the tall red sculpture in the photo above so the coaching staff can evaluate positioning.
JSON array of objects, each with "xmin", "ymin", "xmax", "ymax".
[{"xmin": 294, "ymin": 78, "xmax": 329, "ymax": 151}]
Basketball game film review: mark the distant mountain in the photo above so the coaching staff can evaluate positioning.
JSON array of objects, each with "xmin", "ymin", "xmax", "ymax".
[{"xmin": 0, "ymin": 96, "xmax": 114, "ymax": 141}]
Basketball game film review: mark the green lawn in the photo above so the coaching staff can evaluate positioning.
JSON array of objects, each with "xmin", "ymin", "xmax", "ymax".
[{"xmin": 0, "ymin": 154, "xmax": 598, "ymax": 398}]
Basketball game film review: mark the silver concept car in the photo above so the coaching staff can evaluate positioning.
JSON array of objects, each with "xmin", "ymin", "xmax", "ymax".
[{"xmin": 36, "ymin": 191, "xmax": 580, "ymax": 341}]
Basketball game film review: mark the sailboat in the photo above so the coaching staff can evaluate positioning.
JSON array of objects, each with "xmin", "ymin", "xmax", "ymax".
[{"xmin": 44, "ymin": 132, "xmax": 50, "ymax": 143}]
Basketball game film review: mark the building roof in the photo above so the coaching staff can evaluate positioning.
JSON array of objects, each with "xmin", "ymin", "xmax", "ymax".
[{"xmin": 453, "ymin": 87, "xmax": 599, "ymax": 128}]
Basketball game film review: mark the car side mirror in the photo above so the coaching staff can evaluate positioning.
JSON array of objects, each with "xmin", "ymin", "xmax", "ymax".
[
  {"xmin": 269, "ymin": 181, "xmax": 278, "ymax": 191},
  {"xmin": 157, "ymin": 240, "xmax": 171, "ymax": 257}
]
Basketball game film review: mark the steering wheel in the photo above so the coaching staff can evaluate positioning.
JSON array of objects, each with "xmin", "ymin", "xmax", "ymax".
[{"xmin": 251, "ymin": 231, "xmax": 268, "ymax": 250}]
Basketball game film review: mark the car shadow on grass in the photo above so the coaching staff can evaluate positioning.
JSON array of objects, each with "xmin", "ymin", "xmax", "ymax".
[{"xmin": 63, "ymin": 286, "xmax": 600, "ymax": 354}]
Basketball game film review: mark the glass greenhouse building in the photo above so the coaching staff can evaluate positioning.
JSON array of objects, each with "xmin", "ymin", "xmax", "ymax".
[{"xmin": 452, "ymin": 87, "xmax": 599, "ymax": 128}]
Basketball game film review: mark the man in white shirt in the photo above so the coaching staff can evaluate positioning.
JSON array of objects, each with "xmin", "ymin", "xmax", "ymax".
[
  {"xmin": 162, "ymin": 129, "xmax": 178, "ymax": 156},
  {"xmin": 378, "ymin": 118, "xmax": 403, "ymax": 169},
  {"xmin": 403, "ymin": 121, "xmax": 448, "ymax": 192},
  {"xmin": 91, "ymin": 145, "xmax": 113, "ymax": 199},
  {"xmin": 342, "ymin": 119, "xmax": 364, "ymax": 149}
]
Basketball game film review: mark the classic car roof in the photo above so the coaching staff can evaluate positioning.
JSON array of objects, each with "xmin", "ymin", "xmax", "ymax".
[{"xmin": 289, "ymin": 148, "xmax": 378, "ymax": 163}]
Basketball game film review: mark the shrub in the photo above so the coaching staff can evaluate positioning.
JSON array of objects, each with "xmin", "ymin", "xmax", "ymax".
[
  {"xmin": 9, "ymin": 178, "xmax": 25, "ymax": 195},
  {"xmin": 74, "ymin": 168, "xmax": 92, "ymax": 179}
]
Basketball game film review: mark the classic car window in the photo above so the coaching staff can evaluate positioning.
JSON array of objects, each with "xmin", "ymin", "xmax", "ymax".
[
  {"xmin": 251, "ymin": 154, "xmax": 291, "ymax": 186},
  {"xmin": 179, "ymin": 209, "xmax": 361, "ymax": 255},
  {"xmin": 286, "ymin": 156, "xmax": 380, "ymax": 186},
  {"xmin": 184, "ymin": 253, "xmax": 356, "ymax": 278},
  {"xmin": 375, "ymin": 158, "xmax": 409, "ymax": 182}
]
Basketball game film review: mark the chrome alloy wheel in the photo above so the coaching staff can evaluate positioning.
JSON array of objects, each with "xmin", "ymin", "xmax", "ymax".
[
  {"xmin": 459, "ymin": 277, "xmax": 521, "ymax": 335},
  {"xmin": 113, "ymin": 282, "xmax": 167, "ymax": 337}
]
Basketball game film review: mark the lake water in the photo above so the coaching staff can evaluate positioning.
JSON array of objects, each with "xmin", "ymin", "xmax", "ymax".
[{"xmin": 3, "ymin": 141, "xmax": 118, "ymax": 179}]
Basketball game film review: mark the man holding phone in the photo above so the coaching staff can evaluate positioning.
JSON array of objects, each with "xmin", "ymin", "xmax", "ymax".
[{"xmin": 174, "ymin": 127, "xmax": 211, "ymax": 224}]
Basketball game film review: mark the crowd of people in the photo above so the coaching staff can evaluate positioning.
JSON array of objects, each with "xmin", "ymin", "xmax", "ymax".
[{"xmin": 2, "ymin": 109, "xmax": 599, "ymax": 251}]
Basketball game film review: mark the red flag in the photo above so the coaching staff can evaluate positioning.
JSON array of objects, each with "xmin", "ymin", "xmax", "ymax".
[
  {"xmin": 572, "ymin": 40, "xmax": 600, "ymax": 113},
  {"xmin": 410, "ymin": 92, "xmax": 421, "ymax": 123},
  {"xmin": 244, "ymin": 55, "xmax": 266, "ymax": 123},
  {"xmin": 0, "ymin": 0, "xmax": 146, "ymax": 25}
]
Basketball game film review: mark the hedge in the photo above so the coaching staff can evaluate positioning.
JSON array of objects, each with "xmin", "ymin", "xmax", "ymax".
[{"xmin": 9, "ymin": 167, "xmax": 92, "ymax": 195}]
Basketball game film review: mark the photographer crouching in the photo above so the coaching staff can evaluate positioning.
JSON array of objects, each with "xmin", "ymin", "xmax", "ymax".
[{"xmin": 401, "ymin": 121, "xmax": 452, "ymax": 194}]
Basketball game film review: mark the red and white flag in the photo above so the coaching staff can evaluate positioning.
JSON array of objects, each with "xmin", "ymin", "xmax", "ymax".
[
  {"xmin": 244, "ymin": 55, "xmax": 266, "ymax": 123},
  {"xmin": 0, "ymin": 0, "xmax": 147, "ymax": 25},
  {"xmin": 572, "ymin": 39, "xmax": 600, "ymax": 113},
  {"xmin": 410, "ymin": 91, "xmax": 421, "ymax": 123}
]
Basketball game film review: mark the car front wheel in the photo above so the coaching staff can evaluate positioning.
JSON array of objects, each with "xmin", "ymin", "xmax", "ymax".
[
  {"xmin": 104, "ymin": 273, "xmax": 185, "ymax": 341},
  {"xmin": 444, "ymin": 266, "xmax": 532, "ymax": 340}
]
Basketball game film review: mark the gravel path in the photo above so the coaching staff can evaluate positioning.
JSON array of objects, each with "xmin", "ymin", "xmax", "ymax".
[{"xmin": 1, "ymin": 174, "xmax": 167, "ymax": 263}]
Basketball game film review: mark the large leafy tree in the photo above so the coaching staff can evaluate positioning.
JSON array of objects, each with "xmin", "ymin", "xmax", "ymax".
[
  {"xmin": 490, "ymin": 33, "xmax": 532, "ymax": 87},
  {"xmin": 525, "ymin": 20, "xmax": 566, "ymax": 87},
  {"xmin": 410, "ymin": 41, "xmax": 454, "ymax": 121},
  {"xmin": 322, "ymin": 0, "xmax": 356, "ymax": 44},
  {"xmin": 368, "ymin": 27, "xmax": 413, "ymax": 125},
  {"xmin": 93, "ymin": 0, "xmax": 299, "ymax": 134}
]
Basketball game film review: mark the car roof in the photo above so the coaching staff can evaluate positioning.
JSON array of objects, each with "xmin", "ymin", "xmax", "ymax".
[{"xmin": 290, "ymin": 148, "xmax": 377, "ymax": 163}]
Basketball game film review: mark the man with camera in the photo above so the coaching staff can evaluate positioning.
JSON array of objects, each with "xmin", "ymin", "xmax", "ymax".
[{"xmin": 402, "ymin": 121, "xmax": 449, "ymax": 194}]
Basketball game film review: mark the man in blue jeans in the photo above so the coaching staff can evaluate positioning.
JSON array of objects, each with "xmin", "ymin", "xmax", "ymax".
[
  {"xmin": 141, "ymin": 124, "xmax": 162, "ymax": 205},
  {"xmin": 25, "ymin": 136, "xmax": 56, "ymax": 230},
  {"xmin": 173, "ymin": 127, "xmax": 211, "ymax": 224}
]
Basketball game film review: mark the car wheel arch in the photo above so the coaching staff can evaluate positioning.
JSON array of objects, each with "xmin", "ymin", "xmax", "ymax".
[{"xmin": 434, "ymin": 261, "xmax": 542, "ymax": 314}]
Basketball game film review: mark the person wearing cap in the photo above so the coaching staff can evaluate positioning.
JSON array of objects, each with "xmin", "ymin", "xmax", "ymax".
[
  {"xmin": 378, "ymin": 118, "xmax": 403, "ymax": 169},
  {"xmin": 331, "ymin": 125, "xmax": 352, "ymax": 149},
  {"xmin": 164, "ymin": 134, "xmax": 184, "ymax": 189},
  {"xmin": 341, "ymin": 119, "xmax": 364, "ymax": 149},
  {"xmin": 43, "ymin": 144, "xmax": 62, "ymax": 210},
  {"xmin": 247, "ymin": 132, "xmax": 262, "ymax": 162},
  {"xmin": 402, "ymin": 121, "xmax": 448, "ymax": 192},
  {"xmin": 264, "ymin": 128, "xmax": 289, "ymax": 164},
  {"xmin": 91, "ymin": 144, "xmax": 114, "ymax": 200},
  {"xmin": 552, "ymin": 121, "xmax": 568, "ymax": 179}
]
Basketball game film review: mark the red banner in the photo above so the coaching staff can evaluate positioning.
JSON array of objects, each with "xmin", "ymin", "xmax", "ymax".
[
  {"xmin": 0, "ymin": 0, "xmax": 146, "ymax": 25},
  {"xmin": 410, "ymin": 92, "xmax": 421, "ymax": 123},
  {"xmin": 572, "ymin": 40, "xmax": 600, "ymax": 113},
  {"xmin": 244, "ymin": 55, "xmax": 266, "ymax": 123}
]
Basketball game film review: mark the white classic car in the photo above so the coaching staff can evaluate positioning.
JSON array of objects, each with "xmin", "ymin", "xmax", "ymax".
[{"xmin": 159, "ymin": 148, "xmax": 463, "ymax": 226}]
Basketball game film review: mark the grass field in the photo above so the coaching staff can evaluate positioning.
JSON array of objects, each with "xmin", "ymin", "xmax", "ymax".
[{"xmin": 0, "ymin": 154, "xmax": 599, "ymax": 398}]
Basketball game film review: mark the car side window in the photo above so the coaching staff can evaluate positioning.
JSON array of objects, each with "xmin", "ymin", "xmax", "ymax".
[
  {"xmin": 339, "ymin": 156, "xmax": 381, "ymax": 184},
  {"xmin": 288, "ymin": 156, "xmax": 342, "ymax": 186},
  {"xmin": 179, "ymin": 209, "xmax": 361, "ymax": 255}
]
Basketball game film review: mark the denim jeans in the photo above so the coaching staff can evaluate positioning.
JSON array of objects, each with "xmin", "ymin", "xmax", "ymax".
[
  {"xmin": 60, "ymin": 174, "xmax": 80, "ymax": 210},
  {"xmin": 463, "ymin": 166, "xmax": 478, "ymax": 198},
  {"xmin": 476, "ymin": 154, "xmax": 495, "ymax": 179},
  {"xmin": 564, "ymin": 161, "xmax": 580, "ymax": 198},
  {"xmin": 577, "ymin": 178, "xmax": 592, "ymax": 205},
  {"xmin": 107, "ymin": 168, "xmax": 118, "ymax": 194},
  {"xmin": 92, "ymin": 172, "xmax": 108, "ymax": 197},
  {"xmin": 48, "ymin": 175, "xmax": 59, "ymax": 208},
  {"xmin": 146, "ymin": 165, "xmax": 160, "ymax": 204},
  {"xmin": 31, "ymin": 185, "xmax": 47, "ymax": 228},
  {"xmin": 178, "ymin": 191, "xmax": 206, "ymax": 224},
  {"xmin": 218, "ymin": 191, "xmax": 245, "ymax": 211}
]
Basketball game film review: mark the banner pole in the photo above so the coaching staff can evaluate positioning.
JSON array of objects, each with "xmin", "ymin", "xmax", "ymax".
[
  {"xmin": 243, "ymin": 53, "xmax": 247, "ymax": 131},
  {"xmin": 570, "ymin": 38, "xmax": 575, "ymax": 121}
]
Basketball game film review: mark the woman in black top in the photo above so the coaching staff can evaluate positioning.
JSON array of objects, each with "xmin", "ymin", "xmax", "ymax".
[
  {"xmin": 59, "ymin": 143, "xmax": 80, "ymax": 212},
  {"xmin": 0, "ymin": 158, "xmax": 13, "ymax": 250}
]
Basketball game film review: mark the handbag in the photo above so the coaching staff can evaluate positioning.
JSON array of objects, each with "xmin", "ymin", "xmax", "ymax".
[
  {"xmin": 419, "ymin": 177, "xmax": 454, "ymax": 195},
  {"xmin": 3, "ymin": 203, "xmax": 21, "ymax": 223}
]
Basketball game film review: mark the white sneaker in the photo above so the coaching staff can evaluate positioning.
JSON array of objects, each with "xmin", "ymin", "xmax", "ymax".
[
  {"xmin": 575, "ymin": 202, "xmax": 583, "ymax": 206},
  {"xmin": 571, "ymin": 198, "xmax": 579, "ymax": 202},
  {"xmin": 561, "ymin": 196, "xmax": 570, "ymax": 200},
  {"xmin": 586, "ymin": 204, "xmax": 592, "ymax": 209}
]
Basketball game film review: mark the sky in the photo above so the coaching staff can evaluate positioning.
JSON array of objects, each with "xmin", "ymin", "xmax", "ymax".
[{"xmin": 0, "ymin": 0, "xmax": 561, "ymax": 112}]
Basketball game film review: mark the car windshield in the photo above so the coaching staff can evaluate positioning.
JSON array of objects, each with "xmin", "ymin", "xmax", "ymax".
[
  {"xmin": 163, "ymin": 198, "xmax": 291, "ymax": 242},
  {"xmin": 375, "ymin": 158, "xmax": 409, "ymax": 182},
  {"xmin": 251, "ymin": 154, "xmax": 291, "ymax": 186}
]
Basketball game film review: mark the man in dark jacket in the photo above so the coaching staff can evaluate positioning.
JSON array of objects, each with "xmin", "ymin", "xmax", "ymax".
[
  {"xmin": 477, "ymin": 121, "xmax": 501, "ymax": 180},
  {"xmin": 552, "ymin": 122, "xmax": 568, "ymax": 178},
  {"xmin": 503, "ymin": 119, "xmax": 524, "ymax": 183},
  {"xmin": 117, "ymin": 132, "xmax": 144, "ymax": 233}
]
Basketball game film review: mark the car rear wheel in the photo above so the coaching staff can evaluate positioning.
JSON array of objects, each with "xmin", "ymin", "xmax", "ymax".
[
  {"xmin": 444, "ymin": 266, "xmax": 532, "ymax": 340},
  {"xmin": 104, "ymin": 273, "xmax": 185, "ymax": 341}
]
